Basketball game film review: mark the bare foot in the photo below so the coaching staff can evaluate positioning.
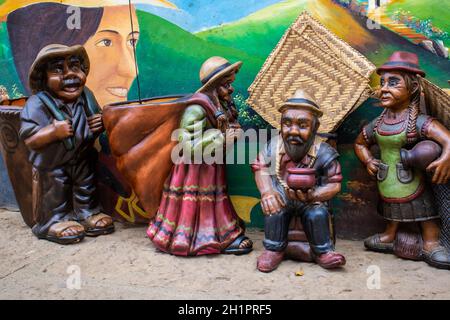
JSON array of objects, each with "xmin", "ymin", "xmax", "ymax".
[
  {"xmin": 94, "ymin": 216, "xmax": 112, "ymax": 228},
  {"xmin": 423, "ymin": 240, "xmax": 440, "ymax": 252},
  {"xmin": 240, "ymin": 238, "xmax": 253, "ymax": 249},
  {"xmin": 60, "ymin": 225, "xmax": 84, "ymax": 237},
  {"xmin": 379, "ymin": 233, "xmax": 395, "ymax": 243}
]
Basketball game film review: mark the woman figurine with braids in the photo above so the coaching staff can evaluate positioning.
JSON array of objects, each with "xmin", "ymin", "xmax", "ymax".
[{"xmin": 355, "ymin": 51, "xmax": 450, "ymax": 269}]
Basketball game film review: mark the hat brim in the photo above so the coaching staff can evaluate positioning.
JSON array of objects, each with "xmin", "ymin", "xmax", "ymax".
[
  {"xmin": 196, "ymin": 61, "xmax": 242, "ymax": 93},
  {"xmin": 278, "ymin": 102, "xmax": 323, "ymax": 117},
  {"xmin": 376, "ymin": 65, "xmax": 425, "ymax": 77},
  {"xmin": 29, "ymin": 45, "xmax": 90, "ymax": 93}
]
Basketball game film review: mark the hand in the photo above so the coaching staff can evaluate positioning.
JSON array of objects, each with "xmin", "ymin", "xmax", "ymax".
[
  {"xmin": 88, "ymin": 114, "xmax": 104, "ymax": 135},
  {"xmin": 260, "ymin": 191, "xmax": 285, "ymax": 215},
  {"xmin": 366, "ymin": 158, "xmax": 380, "ymax": 177},
  {"xmin": 427, "ymin": 151, "xmax": 450, "ymax": 184},
  {"xmin": 53, "ymin": 119, "xmax": 73, "ymax": 140},
  {"xmin": 285, "ymin": 188, "xmax": 315, "ymax": 202}
]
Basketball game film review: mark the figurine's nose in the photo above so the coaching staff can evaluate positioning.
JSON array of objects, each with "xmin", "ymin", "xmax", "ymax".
[
  {"xmin": 289, "ymin": 125, "xmax": 301, "ymax": 135},
  {"xmin": 380, "ymin": 82, "xmax": 389, "ymax": 92},
  {"xmin": 64, "ymin": 64, "xmax": 76, "ymax": 78}
]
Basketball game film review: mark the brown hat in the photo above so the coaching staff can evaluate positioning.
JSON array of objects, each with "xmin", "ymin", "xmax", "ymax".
[
  {"xmin": 278, "ymin": 89, "xmax": 323, "ymax": 117},
  {"xmin": 196, "ymin": 56, "xmax": 242, "ymax": 93},
  {"xmin": 377, "ymin": 51, "xmax": 425, "ymax": 77},
  {"xmin": 28, "ymin": 44, "xmax": 90, "ymax": 93}
]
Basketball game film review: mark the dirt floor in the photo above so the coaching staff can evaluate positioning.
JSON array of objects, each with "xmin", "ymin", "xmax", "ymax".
[{"xmin": 0, "ymin": 209, "xmax": 449, "ymax": 300}]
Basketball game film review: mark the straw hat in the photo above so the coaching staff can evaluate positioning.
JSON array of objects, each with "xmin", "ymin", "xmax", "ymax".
[
  {"xmin": 196, "ymin": 56, "xmax": 242, "ymax": 93},
  {"xmin": 278, "ymin": 89, "xmax": 323, "ymax": 117},
  {"xmin": 377, "ymin": 51, "xmax": 426, "ymax": 77},
  {"xmin": 28, "ymin": 44, "xmax": 90, "ymax": 93}
]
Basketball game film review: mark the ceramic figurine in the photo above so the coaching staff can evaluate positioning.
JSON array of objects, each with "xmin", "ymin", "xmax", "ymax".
[
  {"xmin": 146, "ymin": 56, "xmax": 253, "ymax": 255},
  {"xmin": 252, "ymin": 89, "xmax": 346, "ymax": 272},
  {"xmin": 354, "ymin": 51, "xmax": 450, "ymax": 269},
  {"xmin": 103, "ymin": 56, "xmax": 253, "ymax": 256},
  {"xmin": 19, "ymin": 44, "xmax": 114, "ymax": 244}
]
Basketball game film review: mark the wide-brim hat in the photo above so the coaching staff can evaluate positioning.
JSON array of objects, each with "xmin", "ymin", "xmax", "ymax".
[
  {"xmin": 377, "ymin": 51, "xmax": 425, "ymax": 77},
  {"xmin": 278, "ymin": 89, "xmax": 323, "ymax": 117},
  {"xmin": 196, "ymin": 56, "xmax": 242, "ymax": 93},
  {"xmin": 28, "ymin": 44, "xmax": 90, "ymax": 93}
]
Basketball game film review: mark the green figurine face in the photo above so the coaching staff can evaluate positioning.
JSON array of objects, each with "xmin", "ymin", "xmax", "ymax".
[
  {"xmin": 379, "ymin": 71, "xmax": 411, "ymax": 110},
  {"xmin": 46, "ymin": 55, "xmax": 87, "ymax": 103}
]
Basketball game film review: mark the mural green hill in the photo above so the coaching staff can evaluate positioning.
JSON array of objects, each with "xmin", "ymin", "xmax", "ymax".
[
  {"xmin": 130, "ymin": 10, "xmax": 264, "ymax": 100},
  {"xmin": 196, "ymin": 0, "xmax": 309, "ymax": 59}
]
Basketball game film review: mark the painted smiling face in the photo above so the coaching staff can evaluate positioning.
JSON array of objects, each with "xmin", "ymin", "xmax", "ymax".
[
  {"xmin": 46, "ymin": 55, "xmax": 86, "ymax": 103},
  {"xmin": 84, "ymin": 5, "xmax": 140, "ymax": 108}
]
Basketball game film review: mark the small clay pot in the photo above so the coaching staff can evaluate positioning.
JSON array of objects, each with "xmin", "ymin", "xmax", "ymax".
[
  {"xmin": 286, "ymin": 168, "xmax": 316, "ymax": 190},
  {"xmin": 400, "ymin": 140, "xmax": 442, "ymax": 170}
]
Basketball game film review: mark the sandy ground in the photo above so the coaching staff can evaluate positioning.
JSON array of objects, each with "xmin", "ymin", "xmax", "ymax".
[{"xmin": 0, "ymin": 209, "xmax": 449, "ymax": 300}]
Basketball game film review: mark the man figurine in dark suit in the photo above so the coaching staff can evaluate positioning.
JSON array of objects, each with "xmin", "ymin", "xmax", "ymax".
[{"xmin": 20, "ymin": 44, "xmax": 114, "ymax": 244}]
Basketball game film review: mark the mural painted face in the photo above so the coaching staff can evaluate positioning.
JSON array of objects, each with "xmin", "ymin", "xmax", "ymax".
[
  {"xmin": 45, "ymin": 55, "xmax": 86, "ymax": 103},
  {"xmin": 379, "ymin": 71, "xmax": 410, "ymax": 110},
  {"xmin": 84, "ymin": 5, "xmax": 140, "ymax": 108}
]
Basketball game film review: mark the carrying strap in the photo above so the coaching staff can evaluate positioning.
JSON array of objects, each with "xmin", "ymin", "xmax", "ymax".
[
  {"xmin": 82, "ymin": 87, "xmax": 101, "ymax": 117},
  {"xmin": 36, "ymin": 88, "xmax": 101, "ymax": 151},
  {"xmin": 36, "ymin": 91, "xmax": 74, "ymax": 151}
]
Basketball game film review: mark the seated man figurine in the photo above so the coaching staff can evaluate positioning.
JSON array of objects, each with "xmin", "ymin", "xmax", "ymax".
[
  {"xmin": 251, "ymin": 90, "xmax": 346, "ymax": 272},
  {"xmin": 19, "ymin": 44, "xmax": 114, "ymax": 244}
]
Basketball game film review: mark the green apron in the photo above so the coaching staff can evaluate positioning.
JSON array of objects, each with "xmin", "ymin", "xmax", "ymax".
[{"xmin": 375, "ymin": 129, "xmax": 422, "ymax": 200}]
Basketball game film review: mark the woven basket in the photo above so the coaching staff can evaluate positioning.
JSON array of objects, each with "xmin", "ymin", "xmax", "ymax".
[
  {"xmin": 419, "ymin": 77, "xmax": 450, "ymax": 129},
  {"xmin": 247, "ymin": 11, "xmax": 375, "ymax": 132}
]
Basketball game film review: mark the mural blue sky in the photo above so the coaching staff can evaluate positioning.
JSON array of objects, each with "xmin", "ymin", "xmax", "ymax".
[{"xmin": 137, "ymin": 0, "xmax": 284, "ymax": 32}]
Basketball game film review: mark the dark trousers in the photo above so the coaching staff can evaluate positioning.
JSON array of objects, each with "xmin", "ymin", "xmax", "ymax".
[
  {"xmin": 32, "ymin": 152, "xmax": 101, "ymax": 237},
  {"xmin": 263, "ymin": 202, "xmax": 333, "ymax": 255}
]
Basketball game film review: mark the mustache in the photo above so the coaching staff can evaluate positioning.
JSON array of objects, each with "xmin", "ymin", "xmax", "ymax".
[
  {"xmin": 61, "ymin": 77, "xmax": 82, "ymax": 88},
  {"xmin": 286, "ymin": 135, "xmax": 304, "ymax": 144}
]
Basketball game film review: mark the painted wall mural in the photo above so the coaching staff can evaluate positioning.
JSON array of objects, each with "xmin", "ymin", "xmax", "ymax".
[{"xmin": 0, "ymin": 0, "xmax": 449, "ymax": 235}]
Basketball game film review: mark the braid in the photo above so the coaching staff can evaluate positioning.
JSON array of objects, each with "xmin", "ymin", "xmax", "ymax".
[{"xmin": 404, "ymin": 73, "xmax": 421, "ymax": 144}]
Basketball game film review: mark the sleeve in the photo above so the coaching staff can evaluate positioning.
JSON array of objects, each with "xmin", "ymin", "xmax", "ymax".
[
  {"xmin": 323, "ymin": 160, "xmax": 343, "ymax": 184},
  {"xmin": 251, "ymin": 139, "xmax": 273, "ymax": 173},
  {"xmin": 416, "ymin": 114, "xmax": 435, "ymax": 140},
  {"xmin": 19, "ymin": 96, "xmax": 50, "ymax": 141},
  {"xmin": 178, "ymin": 104, "xmax": 224, "ymax": 156},
  {"xmin": 361, "ymin": 118, "xmax": 378, "ymax": 145}
]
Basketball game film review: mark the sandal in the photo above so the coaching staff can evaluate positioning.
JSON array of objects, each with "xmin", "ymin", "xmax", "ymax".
[
  {"xmin": 364, "ymin": 234, "xmax": 394, "ymax": 253},
  {"xmin": 81, "ymin": 213, "xmax": 115, "ymax": 237},
  {"xmin": 222, "ymin": 235, "xmax": 253, "ymax": 255},
  {"xmin": 37, "ymin": 221, "xmax": 85, "ymax": 245},
  {"xmin": 422, "ymin": 246, "xmax": 450, "ymax": 270}
]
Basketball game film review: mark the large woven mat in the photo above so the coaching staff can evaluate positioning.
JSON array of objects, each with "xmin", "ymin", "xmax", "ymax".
[{"xmin": 247, "ymin": 11, "xmax": 375, "ymax": 132}]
